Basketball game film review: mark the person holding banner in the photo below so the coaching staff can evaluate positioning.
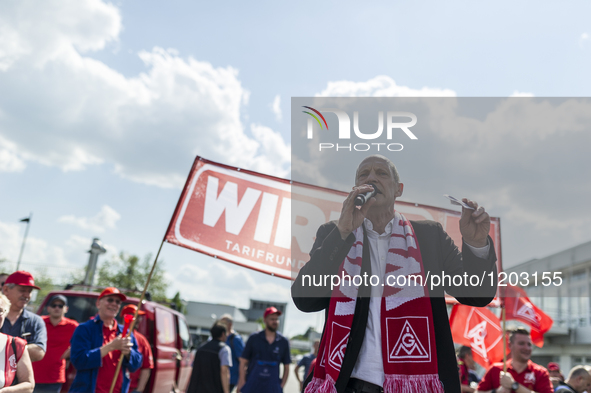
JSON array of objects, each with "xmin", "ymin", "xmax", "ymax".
[
  {"xmin": 292, "ymin": 154, "xmax": 498, "ymax": 393},
  {"xmin": 121, "ymin": 305, "xmax": 154, "ymax": 393},
  {"xmin": 69, "ymin": 287, "xmax": 142, "ymax": 393},
  {"xmin": 476, "ymin": 327, "xmax": 552, "ymax": 393}
]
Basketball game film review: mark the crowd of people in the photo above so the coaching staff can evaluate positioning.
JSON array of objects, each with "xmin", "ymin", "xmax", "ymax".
[
  {"xmin": 456, "ymin": 328, "xmax": 591, "ymax": 393},
  {"xmin": 0, "ymin": 270, "xmax": 154, "ymax": 393},
  {"xmin": 187, "ymin": 306, "xmax": 293, "ymax": 393}
]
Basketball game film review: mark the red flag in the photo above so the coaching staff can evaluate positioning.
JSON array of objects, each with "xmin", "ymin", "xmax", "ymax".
[
  {"xmin": 449, "ymin": 305, "xmax": 504, "ymax": 368},
  {"xmin": 502, "ymin": 285, "xmax": 553, "ymax": 347}
]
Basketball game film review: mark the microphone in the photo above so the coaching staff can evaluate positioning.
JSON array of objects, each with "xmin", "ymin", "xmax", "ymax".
[{"xmin": 354, "ymin": 185, "xmax": 377, "ymax": 206}]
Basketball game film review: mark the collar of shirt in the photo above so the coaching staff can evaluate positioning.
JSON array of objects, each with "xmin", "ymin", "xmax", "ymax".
[
  {"xmin": 506, "ymin": 360, "xmax": 534, "ymax": 373},
  {"xmin": 257, "ymin": 330, "xmax": 284, "ymax": 343},
  {"xmin": 363, "ymin": 217, "xmax": 396, "ymax": 238}
]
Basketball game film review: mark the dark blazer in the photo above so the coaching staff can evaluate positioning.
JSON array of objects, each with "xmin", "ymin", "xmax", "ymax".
[{"xmin": 291, "ymin": 220, "xmax": 498, "ymax": 393}]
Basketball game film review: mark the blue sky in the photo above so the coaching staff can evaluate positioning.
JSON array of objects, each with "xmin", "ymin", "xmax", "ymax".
[{"xmin": 1, "ymin": 0, "xmax": 591, "ymax": 336}]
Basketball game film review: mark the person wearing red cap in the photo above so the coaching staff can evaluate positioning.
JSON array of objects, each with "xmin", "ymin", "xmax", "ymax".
[
  {"xmin": 69, "ymin": 287, "xmax": 142, "ymax": 393},
  {"xmin": 2, "ymin": 270, "xmax": 47, "ymax": 362},
  {"xmin": 32, "ymin": 294, "xmax": 79, "ymax": 392},
  {"xmin": 237, "ymin": 306, "xmax": 291, "ymax": 393},
  {"xmin": 121, "ymin": 305, "xmax": 154, "ymax": 393},
  {"xmin": 548, "ymin": 362, "xmax": 565, "ymax": 388}
]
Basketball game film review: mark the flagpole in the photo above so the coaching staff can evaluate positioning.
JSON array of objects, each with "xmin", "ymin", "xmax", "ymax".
[
  {"xmin": 108, "ymin": 238, "xmax": 165, "ymax": 393},
  {"xmin": 16, "ymin": 213, "xmax": 32, "ymax": 271},
  {"xmin": 502, "ymin": 305, "xmax": 507, "ymax": 373}
]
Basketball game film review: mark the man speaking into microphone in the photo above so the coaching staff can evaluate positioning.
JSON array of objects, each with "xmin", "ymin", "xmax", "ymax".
[{"xmin": 291, "ymin": 154, "xmax": 498, "ymax": 393}]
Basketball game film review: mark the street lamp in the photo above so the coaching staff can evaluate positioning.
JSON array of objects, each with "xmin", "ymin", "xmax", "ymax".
[{"xmin": 82, "ymin": 238, "xmax": 107, "ymax": 287}]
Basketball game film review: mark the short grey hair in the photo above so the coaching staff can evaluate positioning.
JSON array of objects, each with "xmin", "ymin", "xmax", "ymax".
[
  {"xmin": 567, "ymin": 365, "xmax": 590, "ymax": 381},
  {"xmin": 355, "ymin": 155, "xmax": 400, "ymax": 184},
  {"xmin": 4, "ymin": 283, "xmax": 15, "ymax": 290},
  {"xmin": 220, "ymin": 313, "xmax": 233, "ymax": 324}
]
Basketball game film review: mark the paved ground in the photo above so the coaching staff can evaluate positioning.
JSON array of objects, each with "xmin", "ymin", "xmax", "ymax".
[{"xmin": 283, "ymin": 364, "xmax": 302, "ymax": 393}]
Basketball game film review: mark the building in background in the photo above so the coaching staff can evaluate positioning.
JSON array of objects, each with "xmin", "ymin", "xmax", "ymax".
[
  {"xmin": 185, "ymin": 299, "xmax": 287, "ymax": 345},
  {"xmin": 505, "ymin": 239, "xmax": 591, "ymax": 372}
]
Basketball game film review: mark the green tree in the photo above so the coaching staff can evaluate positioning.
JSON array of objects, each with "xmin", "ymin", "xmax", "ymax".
[
  {"xmin": 171, "ymin": 292, "xmax": 186, "ymax": 314},
  {"xmin": 0, "ymin": 254, "xmax": 10, "ymax": 273},
  {"xmin": 97, "ymin": 252, "xmax": 169, "ymax": 302},
  {"xmin": 29, "ymin": 268, "xmax": 57, "ymax": 311}
]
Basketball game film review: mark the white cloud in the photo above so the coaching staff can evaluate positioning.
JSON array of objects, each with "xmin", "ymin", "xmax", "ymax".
[
  {"xmin": 580, "ymin": 33, "xmax": 590, "ymax": 48},
  {"xmin": 316, "ymin": 76, "xmax": 456, "ymax": 97},
  {"xmin": 0, "ymin": 220, "xmax": 116, "ymax": 283},
  {"xmin": 249, "ymin": 124, "xmax": 291, "ymax": 176},
  {"xmin": 58, "ymin": 205, "xmax": 121, "ymax": 233},
  {"xmin": 271, "ymin": 95, "xmax": 282, "ymax": 121},
  {"xmin": 0, "ymin": 0, "xmax": 289, "ymax": 188},
  {"xmin": 0, "ymin": 148, "xmax": 25, "ymax": 172},
  {"xmin": 510, "ymin": 91, "xmax": 535, "ymax": 97}
]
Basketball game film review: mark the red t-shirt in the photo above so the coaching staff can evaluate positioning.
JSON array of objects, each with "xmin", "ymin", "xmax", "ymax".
[
  {"xmin": 32, "ymin": 316, "xmax": 78, "ymax": 383},
  {"xmin": 129, "ymin": 331, "xmax": 154, "ymax": 391},
  {"xmin": 477, "ymin": 360, "xmax": 553, "ymax": 393},
  {"xmin": 95, "ymin": 321, "xmax": 123, "ymax": 393},
  {"xmin": 0, "ymin": 333, "xmax": 26, "ymax": 388}
]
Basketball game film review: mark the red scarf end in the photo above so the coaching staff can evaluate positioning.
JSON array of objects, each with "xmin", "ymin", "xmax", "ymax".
[
  {"xmin": 304, "ymin": 375, "xmax": 338, "ymax": 393},
  {"xmin": 384, "ymin": 374, "xmax": 444, "ymax": 393}
]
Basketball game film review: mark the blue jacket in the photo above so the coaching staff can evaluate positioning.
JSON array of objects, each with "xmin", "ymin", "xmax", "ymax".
[{"xmin": 70, "ymin": 314, "xmax": 142, "ymax": 393}]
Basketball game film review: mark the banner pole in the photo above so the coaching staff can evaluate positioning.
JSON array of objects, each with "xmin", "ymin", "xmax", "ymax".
[
  {"xmin": 108, "ymin": 238, "xmax": 166, "ymax": 393},
  {"xmin": 502, "ymin": 305, "xmax": 507, "ymax": 373}
]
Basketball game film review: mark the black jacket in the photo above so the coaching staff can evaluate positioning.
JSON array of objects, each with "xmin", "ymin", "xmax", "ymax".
[
  {"xmin": 291, "ymin": 220, "xmax": 497, "ymax": 393},
  {"xmin": 188, "ymin": 339, "xmax": 228, "ymax": 393}
]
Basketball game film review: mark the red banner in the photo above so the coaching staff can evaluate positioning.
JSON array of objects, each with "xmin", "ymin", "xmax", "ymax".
[
  {"xmin": 449, "ymin": 304, "xmax": 504, "ymax": 368},
  {"xmin": 502, "ymin": 285, "xmax": 553, "ymax": 347},
  {"xmin": 165, "ymin": 156, "xmax": 502, "ymax": 280}
]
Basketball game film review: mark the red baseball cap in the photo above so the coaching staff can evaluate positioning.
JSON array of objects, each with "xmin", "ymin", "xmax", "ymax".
[
  {"xmin": 121, "ymin": 304, "xmax": 145, "ymax": 317},
  {"xmin": 98, "ymin": 287, "xmax": 127, "ymax": 302},
  {"xmin": 5, "ymin": 271, "xmax": 40, "ymax": 290},
  {"xmin": 263, "ymin": 306, "xmax": 282, "ymax": 318},
  {"xmin": 547, "ymin": 362, "xmax": 560, "ymax": 371}
]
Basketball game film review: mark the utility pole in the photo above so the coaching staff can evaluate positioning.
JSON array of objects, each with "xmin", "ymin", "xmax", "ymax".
[
  {"xmin": 16, "ymin": 213, "xmax": 32, "ymax": 271},
  {"xmin": 83, "ymin": 238, "xmax": 107, "ymax": 288}
]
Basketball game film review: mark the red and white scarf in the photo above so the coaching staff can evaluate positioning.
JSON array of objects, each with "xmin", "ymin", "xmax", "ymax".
[
  {"xmin": 0, "ymin": 333, "xmax": 25, "ymax": 388},
  {"xmin": 305, "ymin": 212, "xmax": 444, "ymax": 393}
]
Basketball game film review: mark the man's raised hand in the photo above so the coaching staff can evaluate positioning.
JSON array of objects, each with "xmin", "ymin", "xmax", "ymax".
[{"xmin": 459, "ymin": 198, "xmax": 490, "ymax": 248}]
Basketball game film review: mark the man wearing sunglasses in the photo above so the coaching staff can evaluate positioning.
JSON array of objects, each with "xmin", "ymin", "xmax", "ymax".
[
  {"xmin": 70, "ymin": 287, "xmax": 142, "ymax": 393},
  {"xmin": 32, "ymin": 294, "xmax": 79, "ymax": 392}
]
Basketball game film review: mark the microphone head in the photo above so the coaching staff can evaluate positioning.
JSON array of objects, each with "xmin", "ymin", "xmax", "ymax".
[{"xmin": 354, "ymin": 184, "xmax": 377, "ymax": 206}]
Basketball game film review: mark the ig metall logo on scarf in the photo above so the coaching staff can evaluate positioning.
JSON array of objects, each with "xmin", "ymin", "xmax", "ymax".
[{"xmin": 386, "ymin": 317, "xmax": 432, "ymax": 363}]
